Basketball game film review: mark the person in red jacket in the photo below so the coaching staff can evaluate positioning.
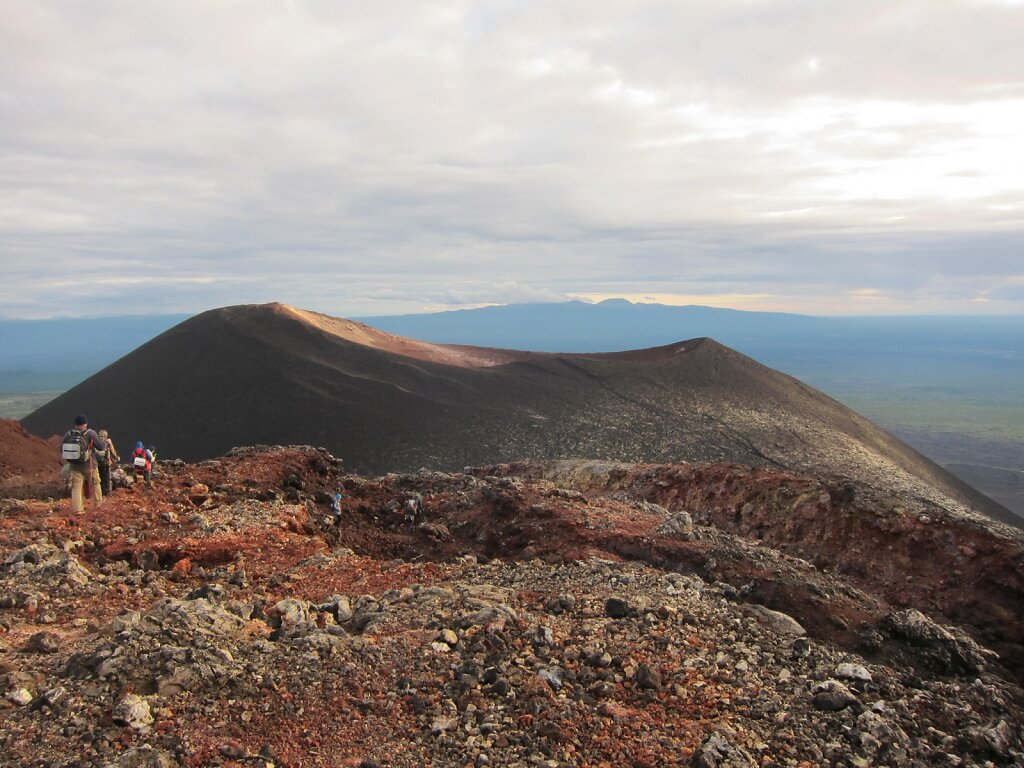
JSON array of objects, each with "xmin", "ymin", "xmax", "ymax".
[{"xmin": 131, "ymin": 441, "xmax": 155, "ymax": 484}]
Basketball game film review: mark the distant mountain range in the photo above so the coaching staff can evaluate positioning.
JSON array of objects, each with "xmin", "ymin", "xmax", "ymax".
[{"xmin": 20, "ymin": 302, "xmax": 1014, "ymax": 528}]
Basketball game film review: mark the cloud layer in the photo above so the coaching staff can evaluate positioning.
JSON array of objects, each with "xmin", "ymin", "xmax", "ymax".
[{"xmin": 2, "ymin": 0, "xmax": 1022, "ymax": 317}]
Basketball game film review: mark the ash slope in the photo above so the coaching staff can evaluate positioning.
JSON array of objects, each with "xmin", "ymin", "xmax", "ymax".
[{"xmin": 21, "ymin": 302, "xmax": 1009, "ymax": 525}]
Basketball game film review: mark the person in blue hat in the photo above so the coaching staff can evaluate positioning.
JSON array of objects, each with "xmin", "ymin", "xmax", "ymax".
[
  {"xmin": 131, "ymin": 441, "xmax": 155, "ymax": 484},
  {"xmin": 330, "ymin": 492, "xmax": 344, "ymax": 519}
]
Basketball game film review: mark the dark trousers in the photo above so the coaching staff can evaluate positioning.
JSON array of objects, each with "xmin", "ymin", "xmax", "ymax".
[{"xmin": 98, "ymin": 462, "xmax": 113, "ymax": 496}]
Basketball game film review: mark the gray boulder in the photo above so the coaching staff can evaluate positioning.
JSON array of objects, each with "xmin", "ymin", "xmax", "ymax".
[
  {"xmin": 656, "ymin": 510, "xmax": 694, "ymax": 537},
  {"xmin": 690, "ymin": 732, "xmax": 757, "ymax": 767},
  {"xmin": 857, "ymin": 710, "xmax": 910, "ymax": 766},
  {"xmin": 112, "ymin": 693, "xmax": 154, "ymax": 731},
  {"xmin": 887, "ymin": 608, "xmax": 988, "ymax": 675},
  {"xmin": 24, "ymin": 631, "xmax": 61, "ymax": 654},
  {"xmin": 743, "ymin": 604, "xmax": 806, "ymax": 638},
  {"xmin": 834, "ymin": 663, "xmax": 872, "ymax": 683},
  {"xmin": 811, "ymin": 679, "xmax": 857, "ymax": 711}
]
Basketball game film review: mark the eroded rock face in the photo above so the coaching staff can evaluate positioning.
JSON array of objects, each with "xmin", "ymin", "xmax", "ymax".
[{"xmin": 525, "ymin": 459, "xmax": 1024, "ymax": 680}]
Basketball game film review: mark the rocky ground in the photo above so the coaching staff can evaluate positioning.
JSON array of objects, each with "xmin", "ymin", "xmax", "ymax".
[{"xmin": 1, "ymin": 445, "xmax": 1022, "ymax": 767}]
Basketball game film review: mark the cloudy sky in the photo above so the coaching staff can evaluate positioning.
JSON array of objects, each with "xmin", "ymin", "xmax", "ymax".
[{"xmin": 2, "ymin": 0, "xmax": 1022, "ymax": 319}]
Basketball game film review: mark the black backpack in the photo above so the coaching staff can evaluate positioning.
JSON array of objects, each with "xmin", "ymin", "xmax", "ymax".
[{"xmin": 61, "ymin": 429, "xmax": 90, "ymax": 464}]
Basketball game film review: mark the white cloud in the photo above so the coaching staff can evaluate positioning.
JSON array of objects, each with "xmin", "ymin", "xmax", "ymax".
[{"xmin": 0, "ymin": 0, "xmax": 1022, "ymax": 318}]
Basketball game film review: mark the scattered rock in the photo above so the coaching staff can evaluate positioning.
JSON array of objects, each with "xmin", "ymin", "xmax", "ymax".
[
  {"xmin": 5, "ymin": 687, "xmax": 32, "ymax": 706},
  {"xmin": 970, "ymin": 719, "xmax": 1016, "ymax": 757},
  {"xmin": 690, "ymin": 731, "xmax": 757, "ymax": 767},
  {"xmin": 834, "ymin": 662, "xmax": 872, "ymax": 683},
  {"xmin": 887, "ymin": 608, "xmax": 988, "ymax": 675},
  {"xmin": 605, "ymin": 597, "xmax": 630, "ymax": 618},
  {"xmin": 656, "ymin": 510, "xmax": 694, "ymax": 536},
  {"xmin": 112, "ymin": 693, "xmax": 154, "ymax": 731},
  {"xmin": 743, "ymin": 604, "xmax": 806, "ymax": 637},
  {"xmin": 635, "ymin": 663, "xmax": 662, "ymax": 690},
  {"xmin": 856, "ymin": 710, "xmax": 910, "ymax": 766},
  {"xmin": 24, "ymin": 631, "xmax": 61, "ymax": 654},
  {"xmin": 103, "ymin": 744, "xmax": 178, "ymax": 768},
  {"xmin": 811, "ymin": 679, "xmax": 858, "ymax": 711}
]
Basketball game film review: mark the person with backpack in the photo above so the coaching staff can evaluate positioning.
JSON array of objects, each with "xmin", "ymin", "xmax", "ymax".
[
  {"xmin": 96, "ymin": 429, "xmax": 120, "ymax": 496},
  {"xmin": 330, "ymin": 492, "xmax": 344, "ymax": 518},
  {"xmin": 403, "ymin": 493, "xmax": 425, "ymax": 528},
  {"xmin": 132, "ymin": 441, "xmax": 155, "ymax": 484},
  {"xmin": 60, "ymin": 414, "xmax": 108, "ymax": 513}
]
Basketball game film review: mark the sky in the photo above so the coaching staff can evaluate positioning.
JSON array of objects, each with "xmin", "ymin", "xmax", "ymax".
[{"xmin": 1, "ymin": 0, "xmax": 1023, "ymax": 319}]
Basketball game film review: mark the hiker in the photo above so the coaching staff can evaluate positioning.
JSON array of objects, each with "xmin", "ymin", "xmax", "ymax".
[
  {"xmin": 60, "ymin": 414, "xmax": 108, "ymax": 513},
  {"xmin": 132, "ymin": 441, "xmax": 155, "ymax": 484},
  {"xmin": 96, "ymin": 429, "xmax": 120, "ymax": 497},
  {"xmin": 403, "ymin": 493, "xmax": 425, "ymax": 527},
  {"xmin": 330, "ymin": 492, "xmax": 344, "ymax": 518}
]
